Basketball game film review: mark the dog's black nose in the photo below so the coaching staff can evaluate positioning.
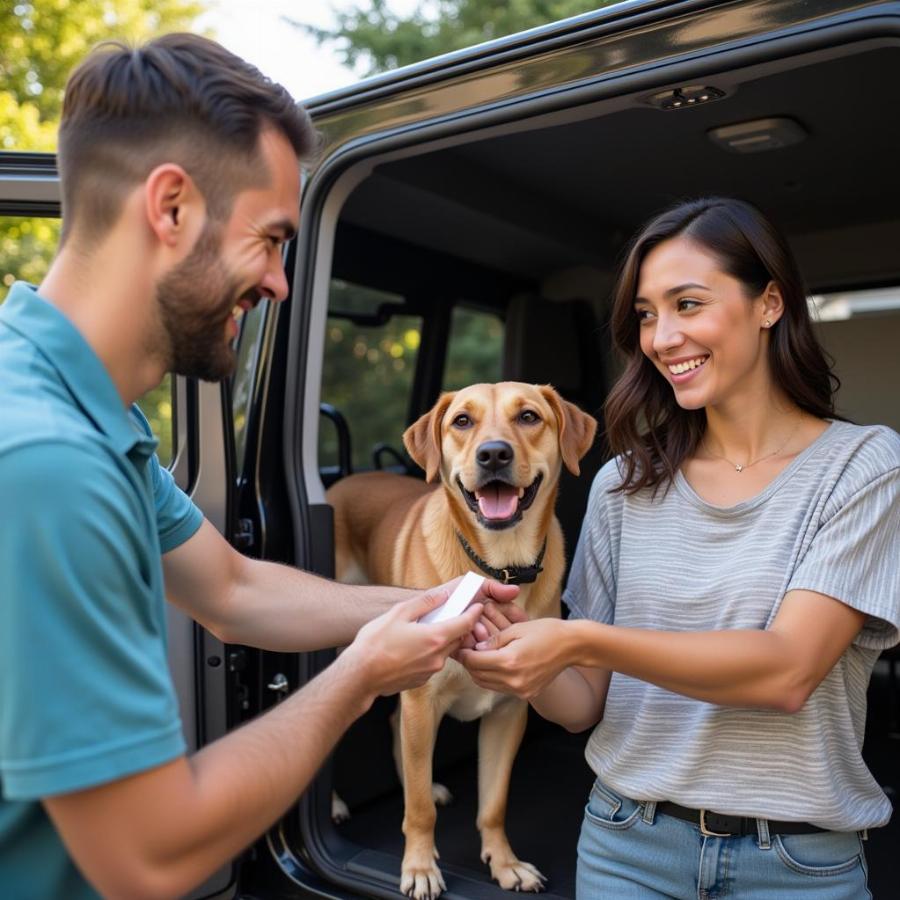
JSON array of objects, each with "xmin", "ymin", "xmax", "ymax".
[{"xmin": 476, "ymin": 441, "xmax": 514, "ymax": 472}]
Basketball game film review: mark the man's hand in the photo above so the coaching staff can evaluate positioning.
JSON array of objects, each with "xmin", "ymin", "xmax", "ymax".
[
  {"xmin": 430, "ymin": 576, "xmax": 521, "ymax": 650},
  {"xmin": 437, "ymin": 574, "xmax": 520, "ymax": 614},
  {"xmin": 341, "ymin": 588, "xmax": 485, "ymax": 696},
  {"xmin": 457, "ymin": 618, "xmax": 570, "ymax": 700}
]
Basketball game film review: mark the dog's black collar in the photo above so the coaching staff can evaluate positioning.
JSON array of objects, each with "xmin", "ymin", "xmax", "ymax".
[{"xmin": 456, "ymin": 533, "xmax": 547, "ymax": 585}]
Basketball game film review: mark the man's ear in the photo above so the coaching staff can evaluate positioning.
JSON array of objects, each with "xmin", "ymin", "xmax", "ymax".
[
  {"xmin": 143, "ymin": 163, "xmax": 206, "ymax": 251},
  {"xmin": 403, "ymin": 392, "xmax": 455, "ymax": 482},
  {"xmin": 539, "ymin": 385, "xmax": 598, "ymax": 476}
]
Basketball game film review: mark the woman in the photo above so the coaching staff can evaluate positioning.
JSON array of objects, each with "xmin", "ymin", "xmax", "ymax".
[{"xmin": 460, "ymin": 197, "xmax": 900, "ymax": 898}]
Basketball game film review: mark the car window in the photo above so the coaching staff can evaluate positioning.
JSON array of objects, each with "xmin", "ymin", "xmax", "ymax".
[
  {"xmin": 319, "ymin": 279, "xmax": 422, "ymax": 473},
  {"xmin": 442, "ymin": 305, "xmax": 504, "ymax": 391},
  {"xmin": 232, "ymin": 300, "xmax": 268, "ymax": 476},
  {"xmin": 1, "ymin": 214, "xmax": 176, "ymax": 467}
]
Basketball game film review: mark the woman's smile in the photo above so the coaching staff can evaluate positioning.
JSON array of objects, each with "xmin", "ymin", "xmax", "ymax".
[{"xmin": 662, "ymin": 354, "xmax": 710, "ymax": 383}]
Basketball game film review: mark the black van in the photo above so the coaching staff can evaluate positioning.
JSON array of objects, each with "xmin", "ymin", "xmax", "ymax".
[{"xmin": 2, "ymin": 0, "xmax": 898, "ymax": 897}]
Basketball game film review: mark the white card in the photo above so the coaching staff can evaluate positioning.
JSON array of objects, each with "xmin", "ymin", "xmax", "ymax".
[{"xmin": 418, "ymin": 571, "xmax": 485, "ymax": 624}]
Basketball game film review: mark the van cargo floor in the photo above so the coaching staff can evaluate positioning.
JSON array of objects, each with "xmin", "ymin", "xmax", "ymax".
[{"xmin": 335, "ymin": 683, "xmax": 898, "ymax": 899}]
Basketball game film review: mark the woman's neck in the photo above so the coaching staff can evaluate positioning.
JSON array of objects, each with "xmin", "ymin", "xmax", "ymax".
[{"xmin": 702, "ymin": 393, "xmax": 808, "ymax": 464}]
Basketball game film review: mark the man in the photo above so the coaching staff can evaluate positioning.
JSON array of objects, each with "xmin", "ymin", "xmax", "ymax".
[{"xmin": 0, "ymin": 34, "xmax": 517, "ymax": 899}]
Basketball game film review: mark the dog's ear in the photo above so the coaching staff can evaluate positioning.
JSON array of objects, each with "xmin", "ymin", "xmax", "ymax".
[
  {"xmin": 403, "ymin": 392, "xmax": 455, "ymax": 482},
  {"xmin": 539, "ymin": 385, "xmax": 598, "ymax": 476}
]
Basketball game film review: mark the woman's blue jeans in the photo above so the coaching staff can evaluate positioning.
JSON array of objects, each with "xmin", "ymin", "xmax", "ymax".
[{"xmin": 577, "ymin": 778, "xmax": 873, "ymax": 899}]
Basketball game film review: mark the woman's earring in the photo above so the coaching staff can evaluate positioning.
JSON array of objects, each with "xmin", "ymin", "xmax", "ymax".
[{"xmin": 764, "ymin": 319, "xmax": 772, "ymax": 328}]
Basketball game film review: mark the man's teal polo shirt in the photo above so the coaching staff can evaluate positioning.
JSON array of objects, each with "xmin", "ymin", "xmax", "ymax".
[{"xmin": 0, "ymin": 283, "xmax": 203, "ymax": 899}]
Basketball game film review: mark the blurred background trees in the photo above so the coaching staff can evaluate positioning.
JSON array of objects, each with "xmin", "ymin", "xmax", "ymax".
[{"xmin": 300, "ymin": 0, "xmax": 611, "ymax": 75}]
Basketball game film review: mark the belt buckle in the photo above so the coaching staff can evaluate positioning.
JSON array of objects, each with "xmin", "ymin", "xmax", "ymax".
[{"xmin": 699, "ymin": 809, "xmax": 732, "ymax": 837}]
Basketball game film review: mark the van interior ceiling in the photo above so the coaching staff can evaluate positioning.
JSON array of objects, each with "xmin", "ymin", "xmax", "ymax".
[
  {"xmin": 318, "ymin": 39, "xmax": 899, "ymax": 899},
  {"xmin": 335, "ymin": 42, "xmax": 900, "ymax": 293}
]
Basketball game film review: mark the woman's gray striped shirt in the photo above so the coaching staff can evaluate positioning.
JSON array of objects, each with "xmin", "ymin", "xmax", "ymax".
[{"xmin": 563, "ymin": 420, "xmax": 900, "ymax": 831}]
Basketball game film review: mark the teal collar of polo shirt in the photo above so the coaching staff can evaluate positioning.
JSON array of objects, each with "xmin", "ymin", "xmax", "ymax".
[{"xmin": 0, "ymin": 282, "xmax": 158, "ymax": 460}]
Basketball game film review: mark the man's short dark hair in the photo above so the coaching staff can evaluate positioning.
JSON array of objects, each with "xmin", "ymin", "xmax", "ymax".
[{"xmin": 58, "ymin": 32, "xmax": 319, "ymax": 246}]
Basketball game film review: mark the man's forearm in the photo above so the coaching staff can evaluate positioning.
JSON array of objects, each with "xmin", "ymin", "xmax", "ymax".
[
  {"xmin": 47, "ymin": 650, "xmax": 378, "ymax": 900},
  {"xmin": 214, "ymin": 559, "xmax": 417, "ymax": 650},
  {"xmin": 171, "ymin": 652, "xmax": 374, "ymax": 885}
]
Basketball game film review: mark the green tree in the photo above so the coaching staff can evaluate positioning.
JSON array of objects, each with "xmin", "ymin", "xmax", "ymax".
[
  {"xmin": 300, "ymin": 0, "xmax": 616, "ymax": 76},
  {"xmin": 1, "ymin": 0, "xmax": 206, "ymax": 152}
]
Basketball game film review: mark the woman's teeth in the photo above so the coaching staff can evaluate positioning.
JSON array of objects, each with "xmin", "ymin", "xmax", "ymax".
[{"xmin": 668, "ymin": 356, "xmax": 708, "ymax": 375}]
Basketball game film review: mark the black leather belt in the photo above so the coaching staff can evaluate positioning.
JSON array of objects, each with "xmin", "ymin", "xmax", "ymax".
[{"xmin": 656, "ymin": 801, "xmax": 827, "ymax": 837}]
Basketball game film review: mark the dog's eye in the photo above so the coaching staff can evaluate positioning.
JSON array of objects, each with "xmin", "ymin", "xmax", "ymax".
[
  {"xmin": 518, "ymin": 410, "xmax": 540, "ymax": 424},
  {"xmin": 452, "ymin": 414, "xmax": 472, "ymax": 429}
]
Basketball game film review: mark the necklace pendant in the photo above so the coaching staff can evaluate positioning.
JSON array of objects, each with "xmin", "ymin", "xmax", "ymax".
[{"xmin": 735, "ymin": 464, "xmax": 744, "ymax": 472}]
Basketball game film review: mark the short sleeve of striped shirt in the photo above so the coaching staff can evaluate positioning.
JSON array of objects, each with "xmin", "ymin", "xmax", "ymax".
[
  {"xmin": 563, "ymin": 459, "xmax": 622, "ymax": 623},
  {"xmin": 787, "ymin": 435, "xmax": 900, "ymax": 649}
]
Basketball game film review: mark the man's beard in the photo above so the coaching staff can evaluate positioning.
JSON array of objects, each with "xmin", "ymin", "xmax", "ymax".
[{"xmin": 155, "ymin": 222, "xmax": 245, "ymax": 381}]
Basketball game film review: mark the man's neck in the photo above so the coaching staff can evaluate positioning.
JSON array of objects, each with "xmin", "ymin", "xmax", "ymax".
[{"xmin": 39, "ymin": 239, "xmax": 167, "ymax": 407}]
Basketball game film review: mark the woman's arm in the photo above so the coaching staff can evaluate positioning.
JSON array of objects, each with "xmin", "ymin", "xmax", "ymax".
[
  {"xmin": 529, "ymin": 664, "xmax": 611, "ymax": 732},
  {"xmin": 461, "ymin": 588, "xmax": 866, "ymax": 712}
]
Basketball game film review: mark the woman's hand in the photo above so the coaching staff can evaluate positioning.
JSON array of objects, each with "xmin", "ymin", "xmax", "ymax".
[
  {"xmin": 463, "ymin": 599, "xmax": 530, "ymax": 649},
  {"xmin": 456, "ymin": 618, "xmax": 572, "ymax": 700}
]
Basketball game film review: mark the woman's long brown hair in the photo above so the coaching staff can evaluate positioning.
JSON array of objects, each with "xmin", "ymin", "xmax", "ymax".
[{"xmin": 604, "ymin": 197, "xmax": 840, "ymax": 494}]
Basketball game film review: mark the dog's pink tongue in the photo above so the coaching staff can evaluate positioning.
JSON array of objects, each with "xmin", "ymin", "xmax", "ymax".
[{"xmin": 477, "ymin": 483, "xmax": 519, "ymax": 520}]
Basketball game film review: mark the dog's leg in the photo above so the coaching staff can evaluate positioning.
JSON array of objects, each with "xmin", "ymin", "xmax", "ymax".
[
  {"xmin": 391, "ymin": 706, "xmax": 454, "ymax": 808},
  {"xmin": 331, "ymin": 790, "xmax": 350, "ymax": 823},
  {"xmin": 477, "ymin": 698, "xmax": 546, "ymax": 892},
  {"xmin": 399, "ymin": 686, "xmax": 446, "ymax": 900}
]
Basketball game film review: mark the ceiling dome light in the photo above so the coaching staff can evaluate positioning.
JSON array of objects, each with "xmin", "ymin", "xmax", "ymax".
[{"xmin": 707, "ymin": 117, "xmax": 807, "ymax": 153}]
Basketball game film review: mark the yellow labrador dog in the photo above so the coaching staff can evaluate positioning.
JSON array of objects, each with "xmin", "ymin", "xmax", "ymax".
[{"xmin": 327, "ymin": 382, "xmax": 596, "ymax": 899}]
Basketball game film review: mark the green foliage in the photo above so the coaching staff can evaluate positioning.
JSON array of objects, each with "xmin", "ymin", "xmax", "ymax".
[
  {"xmin": 318, "ymin": 282, "xmax": 504, "ymax": 473},
  {"xmin": 137, "ymin": 375, "xmax": 175, "ymax": 468},
  {"xmin": 443, "ymin": 306, "xmax": 503, "ymax": 391},
  {"xmin": 1, "ymin": 0, "xmax": 205, "ymax": 151},
  {"xmin": 300, "ymin": 0, "xmax": 616, "ymax": 75},
  {"xmin": 320, "ymin": 310, "xmax": 423, "ymax": 471},
  {"xmin": 0, "ymin": 216, "xmax": 60, "ymax": 303}
]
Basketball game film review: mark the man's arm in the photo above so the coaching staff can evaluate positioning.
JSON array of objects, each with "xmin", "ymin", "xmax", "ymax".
[
  {"xmin": 163, "ymin": 519, "xmax": 518, "ymax": 651},
  {"xmin": 44, "ymin": 590, "xmax": 484, "ymax": 900},
  {"xmin": 163, "ymin": 518, "xmax": 414, "ymax": 649}
]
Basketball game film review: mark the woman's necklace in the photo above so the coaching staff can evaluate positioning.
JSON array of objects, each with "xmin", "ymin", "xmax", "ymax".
[{"xmin": 701, "ymin": 419, "xmax": 803, "ymax": 473}]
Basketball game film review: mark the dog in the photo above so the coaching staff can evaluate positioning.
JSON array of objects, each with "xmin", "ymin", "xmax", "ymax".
[{"xmin": 327, "ymin": 382, "xmax": 597, "ymax": 899}]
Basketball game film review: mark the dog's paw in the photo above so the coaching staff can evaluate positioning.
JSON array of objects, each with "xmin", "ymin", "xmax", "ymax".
[
  {"xmin": 331, "ymin": 791, "xmax": 351, "ymax": 824},
  {"xmin": 400, "ymin": 851, "xmax": 446, "ymax": 900},
  {"xmin": 482, "ymin": 851, "xmax": 546, "ymax": 893},
  {"xmin": 431, "ymin": 782, "xmax": 453, "ymax": 806}
]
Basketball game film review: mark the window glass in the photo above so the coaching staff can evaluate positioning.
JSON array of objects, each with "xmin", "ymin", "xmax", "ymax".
[
  {"xmin": 232, "ymin": 301, "xmax": 268, "ymax": 475},
  {"xmin": 319, "ymin": 280, "xmax": 421, "ymax": 473},
  {"xmin": 0, "ymin": 215, "xmax": 60, "ymax": 302},
  {"xmin": 443, "ymin": 305, "xmax": 504, "ymax": 390},
  {"xmin": 137, "ymin": 375, "xmax": 175, "ymax": 468},
  {"xmin": 809, "ymin": 286, "xmax": 900, "ymax": 321},
  {"xmin": 2, "ymin": 214, "xmax": 174, "ymax": 466}
]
